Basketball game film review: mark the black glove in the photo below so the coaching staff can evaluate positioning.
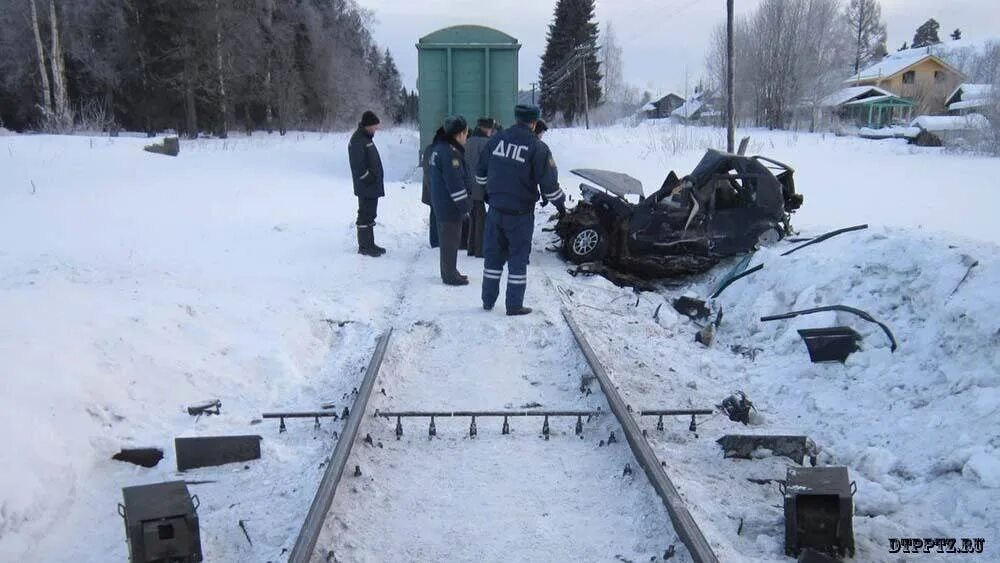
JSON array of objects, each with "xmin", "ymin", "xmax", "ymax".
[{"xmin": 540, "ymin": 198, "xmax": 549, "ymax": 208}]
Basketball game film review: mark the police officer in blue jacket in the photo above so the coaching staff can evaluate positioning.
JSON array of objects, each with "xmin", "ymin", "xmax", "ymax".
[
  {"xmin": 429, "ymin": 116, "xmax": 472, "ymax": 286},
  {"xmin": 476, "ymin": 105, "xmax": 566, "ymax": 315}
]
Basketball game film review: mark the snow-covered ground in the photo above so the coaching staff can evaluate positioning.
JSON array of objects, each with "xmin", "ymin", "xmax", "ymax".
[{"xmin": 1, "ymin": 121, "xmax": 998, "ymax": 562}]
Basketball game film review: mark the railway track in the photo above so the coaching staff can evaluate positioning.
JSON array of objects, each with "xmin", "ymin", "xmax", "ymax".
[{"xmin": 279, "ymin": 279, "xmax": 720, "ymax": 562}]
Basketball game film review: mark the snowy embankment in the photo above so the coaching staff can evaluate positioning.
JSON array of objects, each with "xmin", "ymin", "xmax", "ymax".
[
  {"xmin": 1, "ymin": 122, "xmax": 999, "ymax": 561},
  {"xmin": 0, "ymin": 130, "xmax": 425, "ymax": 560}
]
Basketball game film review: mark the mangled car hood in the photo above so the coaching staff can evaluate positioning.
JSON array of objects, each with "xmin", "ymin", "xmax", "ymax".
[{"xmin": 571, "ymin": 169, "xmax": 645, "ymax": 198}]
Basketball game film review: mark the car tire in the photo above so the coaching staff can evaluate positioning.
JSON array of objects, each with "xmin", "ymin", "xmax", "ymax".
[
  {"xmin": 565, "ymin": 224, "xmax": 609, "ymax": 264},
  {"xmin": 754, "ymin": 226, "xmax": 782, "ymax": 248}
]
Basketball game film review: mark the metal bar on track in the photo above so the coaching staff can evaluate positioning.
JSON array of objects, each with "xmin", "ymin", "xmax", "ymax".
[
  {"xmin": 375, "ymin": 410, "xmax": 600, "ymax": 418},
  {"xmin": 561, "ymin": 309, "xmax": 719, "ymax": 563},
  {"xmin": 263, "ymin": 412, "xmax": 340, "ymax": 419},
  {"xmin": 287, "ymin": 329, "xmax": 393, "ymax": 563},
  {"xmin": 639, "ymin": 409, "xmax": 714, "ymax": 416}
]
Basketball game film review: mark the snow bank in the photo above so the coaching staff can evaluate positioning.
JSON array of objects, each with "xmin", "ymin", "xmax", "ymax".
[
  {"xmin": 548, "ymin": 224, "xmax": 1000, "ymax": 561},
  {"xmin": 706, "ymin": 228, "xmax": 1000, "ymax": 556}
]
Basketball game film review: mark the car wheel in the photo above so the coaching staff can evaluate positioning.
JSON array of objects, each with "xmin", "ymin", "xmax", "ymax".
[
  {"xmin": 566, "ymin": 224, "xmax": 609, "ymax": 264},
  {"xmin": 755, "ymin": 227, "xmax": 781, "ymax": 248}
]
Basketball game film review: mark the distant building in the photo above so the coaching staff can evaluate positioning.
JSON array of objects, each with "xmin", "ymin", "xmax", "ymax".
[
  {"xmin": 642, "ymin": 93, "xmax": 685, "ymax": 119},
  {"xmin": 845, "ymin": 50, "xmax": 964, "ymax": 115},
  {"xmin": 946, "ymin": 84, "xmax": 994, "ymax": 114}
]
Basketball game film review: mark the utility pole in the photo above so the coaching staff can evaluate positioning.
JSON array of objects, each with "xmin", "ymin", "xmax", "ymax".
[
  {"xmin": 530, "ymin": 82, "xmax": 537, "ymax": 104},
  {"xmin": 726, "ymin": 0, "xmax": 736, "ymax": 153}
]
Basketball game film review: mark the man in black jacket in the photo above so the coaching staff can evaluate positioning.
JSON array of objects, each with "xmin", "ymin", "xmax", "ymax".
[
  {"xmin": 464, "ymin": 117, "xmax": 495, "ymax": 257},
  {"xmin": 348, "ymin": 111, "xmax": 385, "ymax": 257}
]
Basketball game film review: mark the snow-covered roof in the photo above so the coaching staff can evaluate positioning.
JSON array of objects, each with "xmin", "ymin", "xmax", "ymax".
[
  {"xmin": 671, "ymin": 99, "xmax": 704, "ymax": 119},
  {"xmin": 910, "ymin": 114, "xmax": 990, "ymax": 132},
  {"xmin": 641, "ymin": 102, "xmax": 656, "ymax": 112},
  {"xmin": 846, "ymin": 49, "xmax": 963, "ymax": 84},
  {"xmin": 821, "ymin": 86, "xmax": 895, "ymax": 108},
  {"xmin": 949, "ymin": 99, "xmax": 992, "ymax": 111},
  {"xmin": 844, "ymin": 94, "xmax": 910, "ymax": 106},
  {"xmin": 847, "ymin": 51, "xmax": 931, "ymax": 83},
  {"xmin": 946, "ymin": 83, "xmax": 994, "ymax": 106}
]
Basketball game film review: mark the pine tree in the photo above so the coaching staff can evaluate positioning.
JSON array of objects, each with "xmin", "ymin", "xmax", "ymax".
[
  {"xmin": 912, "ymin": 19, "xmax": 941, "ymax": 48},
  {"xmin": 378, "ymin": 50, "xmax": 402, "ymax": 122},
  {"xmin": 538, "ymin": 0, "xmax": 602, "ymax": 124},
  {"xmin": 951, "ymin": 28, "xmax": 962, "ymax": 41},
  {"xmin": 898, "ymin": 41, "xmax": 908, "ymax": 51}
]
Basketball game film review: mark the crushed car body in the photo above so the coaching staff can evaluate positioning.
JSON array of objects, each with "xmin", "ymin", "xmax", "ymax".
[{"xmin": 555, "ymin": 149, "xmax": 804, "ymax": 279}]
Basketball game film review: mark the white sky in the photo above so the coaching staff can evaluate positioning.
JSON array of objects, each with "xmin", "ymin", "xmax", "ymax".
[{"xmin": 362, "ymin": 0, "xmax": 999, "ymax": 98}]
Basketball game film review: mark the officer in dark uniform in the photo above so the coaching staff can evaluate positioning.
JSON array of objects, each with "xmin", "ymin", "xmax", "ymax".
[
  {"xmin": 347, "ymin": 110, "xmax": 385, "ymax": 257},
  {"xmin": 429, "ymin": 116, "xmax": 472, "ymax": 285},
  {"xmin": 464, "ymin": 117, "xmax": 496, "ymax": 257},
  {"xmin": 476, "ymin": 105, "xmax": 565, "ymax": 315},
  {"xmin": 421, "ymin": 143, "xmax": 438, "ymax": 248}
]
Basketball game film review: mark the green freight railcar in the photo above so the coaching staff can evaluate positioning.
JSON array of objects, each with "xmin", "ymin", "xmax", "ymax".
[{"xmin": 416, "ymin": 25, "xmax": 521, "ymax": 158}]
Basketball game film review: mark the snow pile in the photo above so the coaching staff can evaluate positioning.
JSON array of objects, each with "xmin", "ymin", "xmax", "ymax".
[
  {"xmin": 707, "ymin": 227, "xmax": 1000, "ymax": 554},
  {"xmin": 546, "ymin": 224, "xmax": 1000, "ymax": 561}
]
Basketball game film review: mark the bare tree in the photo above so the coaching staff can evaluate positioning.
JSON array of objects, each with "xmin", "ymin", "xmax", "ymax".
[
  {"xmin": 601, "ymin": 22, "xmax": 625, "ymax": 102},
  {"xmin": 706, "ymin": 0, "xmax": 852, "ymax": 131},
  {"xmin": 800, "ymin": 0, "xmax": 852, "ymax": 130},
  {"xmin": 48, "ymin": 0, "xmax": 72, "ymax": 130},
  {"xmin": 29, "ymin": 0, "xmax": 53, "ymax": 118},
  {"xmin": 845, "ymin": 0, "xmax": 887, "ymax": 74}
]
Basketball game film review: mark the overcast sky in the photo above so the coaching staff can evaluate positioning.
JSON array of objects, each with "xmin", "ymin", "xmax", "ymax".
[{"xmin": 362, "ymin": 0, "xmax": 999, "ymax": 97}]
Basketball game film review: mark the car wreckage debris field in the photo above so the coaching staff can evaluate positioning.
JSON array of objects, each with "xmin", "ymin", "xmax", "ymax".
[{"xmin": 2, "ymin": 122, "xmax": 999, "ymax": 562}]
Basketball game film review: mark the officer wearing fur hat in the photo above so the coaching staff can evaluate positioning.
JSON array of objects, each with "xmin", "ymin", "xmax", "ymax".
[
  {"xmin": 476, "ymin": 105, "xmax": 565, "ymax": 315},
  {"xmin": 348, "ymin": 110, "xmax": 385, "ymax": 257},
  {"xmin": 464, "ymin": 117, "xmax": 496, "ymax": 257},
  {"xmin": 429, "ymin": 115, "xmax": 472, "ymax": 285}
]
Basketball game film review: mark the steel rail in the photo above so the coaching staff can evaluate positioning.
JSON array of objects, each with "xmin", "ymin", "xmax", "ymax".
[
  {"xmin": 562, "ymin": 309, "xmax": 720, "ymax": 563},
  {"xmin": 287, "ymin": 329, "xmax": 393, "ymax": 563}
]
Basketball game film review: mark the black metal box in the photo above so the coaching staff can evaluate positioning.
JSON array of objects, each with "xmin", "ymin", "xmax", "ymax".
[
  {"xmin": 119, "ymin": 481, "xmax": 203, "ymax": 562},
  {"xmin": 783, "ymin": 466, "xmax": 855, "ymax": 558}
]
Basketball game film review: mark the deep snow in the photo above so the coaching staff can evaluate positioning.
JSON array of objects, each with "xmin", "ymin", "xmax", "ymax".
[{"xmin": 1, "ymin": 121, "xmax": 999, "ymax": 562}]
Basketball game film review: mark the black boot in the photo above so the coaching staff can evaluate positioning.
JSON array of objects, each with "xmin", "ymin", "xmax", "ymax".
[
  {"xmin": 357, "ymin": 226, "xmax": 381, "ymax": 257},
  {"xmin": 506, "ymin": 307, "xmax": 533, "ymax": 316},
  {"xmin": 439, "ymin": 221, "xmax": 467, "ymax": 285},
  {"xmin": 371, "ymin": 225, "xmax": 387, "ymax": 255}
]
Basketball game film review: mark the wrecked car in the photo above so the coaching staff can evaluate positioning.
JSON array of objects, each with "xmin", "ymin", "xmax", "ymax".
[{"xmin": 554, "ymin": 149, "xmax": 804, "ymax": 278}]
